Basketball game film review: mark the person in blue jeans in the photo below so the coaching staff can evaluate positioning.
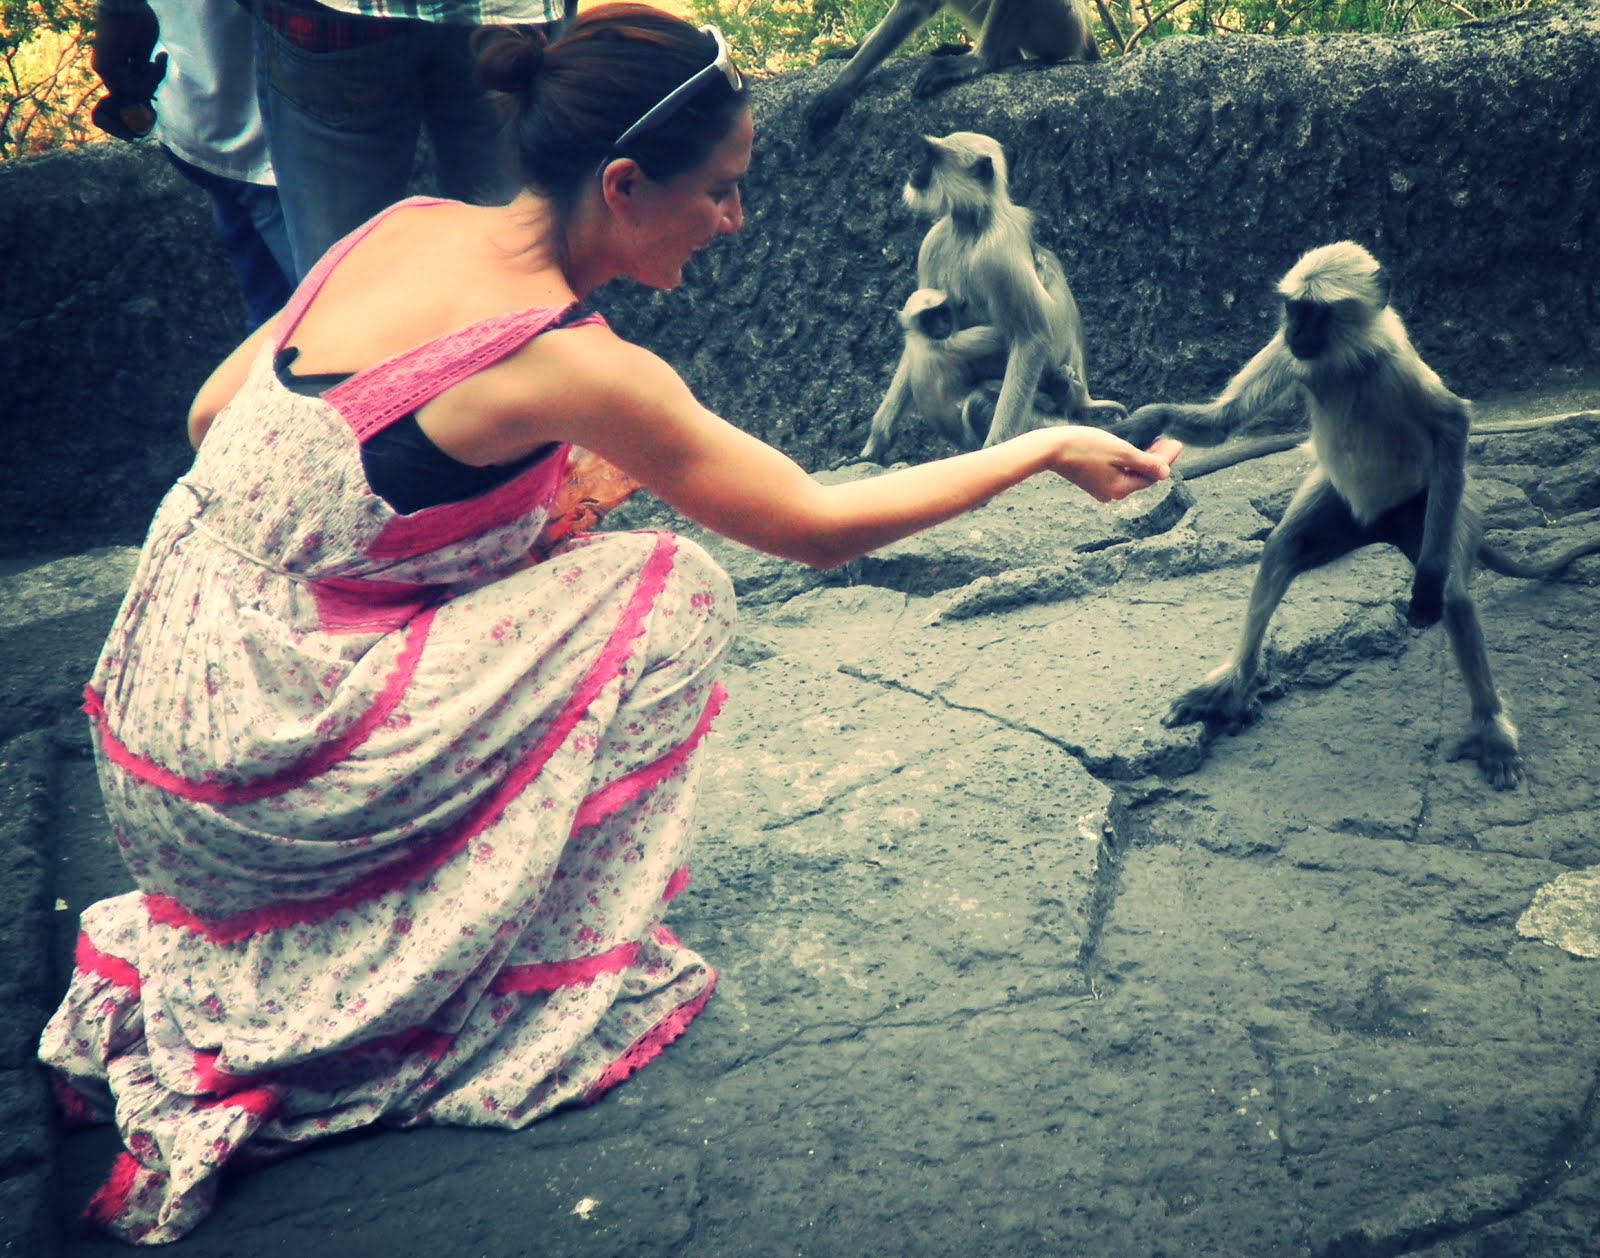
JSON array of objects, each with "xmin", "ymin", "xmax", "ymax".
[
  {"xmin": 254, "ymin": 0, "xmax": 569, "ymax": 278},
  {"xmin": 93, "ymin": 0, "xmax": 295, "ymax": 330}
]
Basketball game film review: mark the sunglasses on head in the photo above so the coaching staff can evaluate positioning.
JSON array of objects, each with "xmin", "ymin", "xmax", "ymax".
[{"xmin": 611, "ymin": 25, "xmax": 742, "ymax": 153}]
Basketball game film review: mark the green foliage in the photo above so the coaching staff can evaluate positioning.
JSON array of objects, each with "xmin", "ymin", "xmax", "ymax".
[
  {"xmin": 689, "ymin": 0, "xmax": 1556, "ymax": 65},
  {"xmin": 0, "ymin": 0, "xmax": 1563, "ymax": 158},
  {"xmin": 1129, "ymin": 0, "xmax": 1552, "ymax": 44},
  {"xmin": 1, "ymin": 0, "xmax": 98, "ymax": 159},
  {"xmin": 686, "ymin": 0, "xmax": 970, "ymax": 74}
]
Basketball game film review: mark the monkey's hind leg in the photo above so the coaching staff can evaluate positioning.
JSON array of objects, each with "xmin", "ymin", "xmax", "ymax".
[
  {"xmin": 1165, "ymin": 473, "xmax": 1362, "ymax": 733},
  {"xmin": 1439, "ymin": 578, "xmax": 1523, "ymax": 789},
  {"xmin": 1163, "ymin": 560, "xmax": 1293, "ymax": 733}
]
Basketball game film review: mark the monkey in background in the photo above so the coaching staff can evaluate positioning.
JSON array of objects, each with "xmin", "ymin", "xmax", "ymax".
[
  {"xmin": 893, "ymin": 288, "xmax": 1010, "ymax": 449},
  {"xmin": 882, "ymin": 287, "xmax": 1089, "ymax": 455},
  {"xmin": 1114, "ymin": 241, "xmax": 1600, "ymax": 790},
  {"xmin": 861, "ymin": 132, "xmax": 1125, "ymax": 463},
  {"xmin": 804, "ymin": 0, "xmax": 1101, "ymax": 138}
]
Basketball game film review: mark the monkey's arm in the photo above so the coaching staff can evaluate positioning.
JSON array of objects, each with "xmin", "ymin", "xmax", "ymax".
[
  {"xmin": 860, "ymin": 351, "xmax": 918, "ymax": 462},
  {"xmin": 972, "ymin": 257, "xmax": 1058, "ymax": 446},
  {"xmin": 1113, "ymin": 337, "xmax": 1300, "ymax": 449},
  {"xmin": 805, "ymin": 0, "xmax": 943, "ymax": 136},
  {"xmin": 1407, "ymin": 396, "xmax": 1471, "ymax": 626},
  {"xmin": 981, "ymin": 337, "xmax": 1052, "ymax": 447},
  {"xmin": 941, "ymin": 323, "xmax": 1008, "ymax": 361}
]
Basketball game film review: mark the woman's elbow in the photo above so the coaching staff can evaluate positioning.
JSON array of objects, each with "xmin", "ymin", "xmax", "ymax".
[
  {"xmin": 187, "ymin": 405, "xmax": 214, "ymax": 450},
  {"xmin": 782, "ymin": 529, "xmax": 860, "ymax": 572}
]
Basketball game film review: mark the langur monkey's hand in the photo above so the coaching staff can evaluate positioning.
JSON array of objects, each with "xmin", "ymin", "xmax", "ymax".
[
  {"xmin": 1111, "ymin": 404, "xmax": 1181, "ymax": 452},
  {"xmin": 1045, "ymin": 428, "xmax": 1182, "ymax": 502}
]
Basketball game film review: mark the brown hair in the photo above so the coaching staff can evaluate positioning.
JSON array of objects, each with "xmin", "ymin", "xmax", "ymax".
[{"xmin": 477, "ymin": 4, "xmax": 747, "ymax": 222}]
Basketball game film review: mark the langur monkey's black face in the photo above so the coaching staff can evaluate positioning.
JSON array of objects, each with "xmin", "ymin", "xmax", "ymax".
[
  {"xmin": 903, "ymin": 132, "xmax": 1003, "ymax": 218},
  {"xmin": 915, "ymin": 298, "xmax": 955, "ymax": 340},
  {"xmin": 1283, "ymin": 298, "xmax": 1333, "ymax": 360},
  {"xmin": 898, "ymin": 288, "xmax": 956, "ymax": 341}
]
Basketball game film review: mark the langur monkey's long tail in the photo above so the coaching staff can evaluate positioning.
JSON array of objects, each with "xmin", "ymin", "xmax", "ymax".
[{"xmin": 1478, "ymin": 535, "xmax": 1600, "ymax": 579}]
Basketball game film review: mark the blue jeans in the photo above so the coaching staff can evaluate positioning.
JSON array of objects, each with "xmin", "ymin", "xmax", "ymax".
[
  {"xmin": 164, "ymin": 148, "xmax": 295, "ymax": 331},
  {"xmin": 255, "ymin": 4, "xmax": 517, "ymax": 279}
]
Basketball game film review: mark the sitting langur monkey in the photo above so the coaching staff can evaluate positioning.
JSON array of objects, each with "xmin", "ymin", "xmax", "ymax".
[
  {"xmin": 860, "ymin": 132, "xmax": 1126, "ymax": 462},
  {"xmin": 804, "ymin": 0, "xmax": 1101, "ymax": 138},
  {"xmin": 895, "ymin": 288, "xmax": 1011, "ymax": 449},
  {"xmin": 1114, "ymin": 241, "xmax": 1600, "ymax": 789},
  {"xmin": 891, "ymin": 287, "xmax": 1086, "ymax": 451}
]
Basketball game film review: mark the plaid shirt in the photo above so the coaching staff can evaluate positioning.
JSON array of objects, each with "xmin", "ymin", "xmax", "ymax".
[
  {"xmin": 101, "ymin": 0, "xmax": 564, "ymax": 21},
  {"xmin": 280, "ymin": 0, "xmax": 564, "ymax": 20}
]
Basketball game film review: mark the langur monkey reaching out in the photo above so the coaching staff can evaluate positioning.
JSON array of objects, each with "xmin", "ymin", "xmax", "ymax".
[
  {"xmin": 861, "ymin": 132, "xmax": 1125, "ymax": 462},
  {"xmin": 804, "ymin": 0, "xmax": 1102, "ymax": 138},
  {"xmin": 1115, "ymin": 241, "xmax": 1600, "ymax": 789}
]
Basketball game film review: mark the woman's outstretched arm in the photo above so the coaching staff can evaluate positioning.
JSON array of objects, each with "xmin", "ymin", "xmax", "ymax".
[{"xmin": 530, "ymin": 334, "xmax": 1179, "ymax": 570}]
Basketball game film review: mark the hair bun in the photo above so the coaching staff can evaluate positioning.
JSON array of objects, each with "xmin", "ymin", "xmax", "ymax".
[{"xmin": 476, "ymin": 28, "xmax": 545, "ymax": 95}]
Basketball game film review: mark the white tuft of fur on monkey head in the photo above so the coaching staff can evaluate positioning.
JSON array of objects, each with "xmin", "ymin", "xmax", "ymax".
[{"xmin": 1278, "ymin": 240, "xmax": 1387, "ymax": 308}]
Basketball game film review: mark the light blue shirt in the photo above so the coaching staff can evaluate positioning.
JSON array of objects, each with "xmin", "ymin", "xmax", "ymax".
[{"xmin": 150, "ymin": 0, "xmax": 274, "ymax": 186}]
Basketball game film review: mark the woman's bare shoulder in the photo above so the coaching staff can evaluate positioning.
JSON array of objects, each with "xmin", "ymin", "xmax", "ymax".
[{"xmin": 519, "ymin": 320, "xmax": 693, "ymax": 414}]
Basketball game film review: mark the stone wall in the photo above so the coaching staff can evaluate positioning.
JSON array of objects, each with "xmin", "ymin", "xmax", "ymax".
[{"xmin": 2, "ymin": 0, "xmax": 1595, "ymax": 553}]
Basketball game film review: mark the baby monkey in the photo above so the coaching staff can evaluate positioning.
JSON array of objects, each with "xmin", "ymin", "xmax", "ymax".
[{"xmin": 1117, "ymin": 241, "xmax": 1599, "ymax": 789}]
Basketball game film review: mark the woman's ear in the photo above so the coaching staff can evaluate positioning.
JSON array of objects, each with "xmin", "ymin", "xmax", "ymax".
[{"xmin": 599, "ymin": 157, "xmax": 641, "ymax": 211}]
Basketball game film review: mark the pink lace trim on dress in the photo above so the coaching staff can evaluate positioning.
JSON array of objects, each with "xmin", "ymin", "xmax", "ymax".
[
  {"xmin": 365, "ymin": 444, "xmax": 567, "ymax": 562},
  {"xmin": 489, "ymin": 942, "xmax": 640, "ymax": 995},
  {"xmin": 661, "ymin": 866, "xmax": 690, "ymax": 904},
  {"xmin": 572, "ymin": 682, "xmax": 727, "ymax": 834},
  {"xmin": 140, "ymin": 533, "xmax": 680, "ymax": 943},
  {"xmin": 75, "ymin": 931, "xmax": 142, "ymax": 994},
  {"xmin": 84, "ymin": 1152, "xmax": 146, "ymax": 1232},
  {"xmin": 582, "ymin": 979, "xmax": 717, "ymax": 1106},
  {"xmin": 308, "ymin": 575, "xmax": 446, "ymax": 634},
  {"xmin": 84, "ymin": 606, "xmax": 437, "ymax": 807},
  {"xmin": 328, "ymin": 310, "xmax": 605, "ymax": 444}
]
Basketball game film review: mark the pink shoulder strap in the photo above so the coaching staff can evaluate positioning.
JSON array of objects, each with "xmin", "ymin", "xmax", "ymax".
[
  {"xmin": 273, "ymin": 196, "xmax": 451, "ymax": 351},
  {"xmin": 324, "ymin": 305, "xmax": 607, "ymax": 443}
]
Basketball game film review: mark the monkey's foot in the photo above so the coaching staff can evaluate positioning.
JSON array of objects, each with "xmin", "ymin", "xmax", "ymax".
[
  {"xmin": 1161, "ymin": 672, "xmax": 1260, "ymax": 734},
  {"xmin": 1449, "ymin": 718, "xmax": 1523, "ymax": 790},
  {"xmin": 803, "ymin": 91, "xmax": 848, "ymax": 140},
  {"xmin": 913, "ymin": 54, "xmax": 984, "ymax": 97}
]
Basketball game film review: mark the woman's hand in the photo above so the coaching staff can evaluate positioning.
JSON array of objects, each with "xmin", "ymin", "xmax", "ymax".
[{"xmin": 1041, "ymin": 427, "xmax": 1183, "ymax": 502}]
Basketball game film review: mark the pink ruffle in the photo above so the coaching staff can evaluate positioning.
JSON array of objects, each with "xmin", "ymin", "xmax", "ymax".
[
  {"xmin": 583, "ymin": 979, "xmax": 717, "ymax": 1105},
  {"xmin": 139, "ymin": 533, "xmax": 680, "ymax": 944},
  {"xmin": 74, "ymin": 931, "xmax": 142, "ymax": 994},
  {"xmin": 573, "ymin": 681, "xmax": 727, "ymax": 833},
  {"xmin": 84, "ymin": 605, "xmax": 436, "ymax": 807},
  {"xmin": 490, "ymin": 942, "xmax": 640, "ymax": 995}
]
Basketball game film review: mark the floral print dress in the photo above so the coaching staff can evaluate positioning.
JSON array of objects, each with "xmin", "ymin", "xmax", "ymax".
[{"xmin": 38, "ymin": 199, "xmax": 735, "ymax": 1245}]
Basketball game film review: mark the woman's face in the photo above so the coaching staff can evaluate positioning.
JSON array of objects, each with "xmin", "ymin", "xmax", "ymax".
[{"xmin": 625, "ymin": 108, "xmax": 752, "ymax": 290}]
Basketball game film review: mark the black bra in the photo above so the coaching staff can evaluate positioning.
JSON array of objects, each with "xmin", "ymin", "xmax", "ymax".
[{"xmin": 272, "ymin": 347, "xmax": 557, "ymax": 515}]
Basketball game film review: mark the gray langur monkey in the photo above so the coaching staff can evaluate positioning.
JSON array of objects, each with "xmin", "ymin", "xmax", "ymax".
[
  {"xmin": 860, "ymin": 132, "xmax": 1125, "ymax": 462},
  {"xmin": 894, "ymin": 288, "xmax": 1010, "ymax": 449},
  {"xmin": 804, "ymin": 0, "xmax": 1101, "ymax": 138},
  {"xmin": 1114, "ymin": 241, "xmax": 1600, "ymax": 790}
]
